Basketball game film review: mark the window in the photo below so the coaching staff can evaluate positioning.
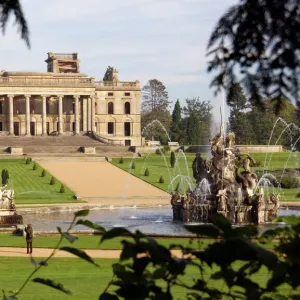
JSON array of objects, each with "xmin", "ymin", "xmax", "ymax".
[
  {"xmin": 108, "ymin": 102, "xmax": 114, "ymax": 114},
  {"xmin": 124, "ymin": 122, "xmax": 131, "ymax": 136},
  {"xmin": 0, "ymin": 121, "xmax": 2, "ymax": 131},
  {"xmin": 124, "ymin": 92, "xmax": 131, "ymax": 96},
  {"xmin": 46, "ymin": 100, "xmax": 50, "ymax": 114},
  {"xmin": 30, "ymin": 100, "xmax": 34, "ymax": 114},
  {"xmin": 108, "ymin": 92, "xmax": 114, "ymax": 97},
  {"xmin": 95, "ymin": 102, "xmax": 98, "ymax": 114},
  {"xmin": 108, "ymin": 122, "xmax": 114, "ymax": 134},
  {"xmin": 124, "ymin": 102, "xmax": 130, "ymax": 114},
  {"xmin": 0, "ymin": 102, "xmax": 2, "ymax": 114},
  {"xmin": 72, "ymin": 102, "xmax": 75, "ymax": 114}
]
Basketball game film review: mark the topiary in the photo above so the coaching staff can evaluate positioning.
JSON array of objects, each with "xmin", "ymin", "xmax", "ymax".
[
  {"xmin": 41, "ymin": 169, "xmax": 46, "ymax": 177},
  {"xmin": 131, "ymin": 161, "xmax": 136, "ymax": 170},
  {"xmin": 170, "ymin": 151, "xmax": 175, "ymax": 168},
  {"xmin": 25, "ymin": 158, "xmax": 31, "ymax": 164},
  {"xmin": 159, "ymin": 175, "xmax": 164, "ymax": 183},
  {"xmin": 281, "ymin": 176, "xmax": 298, "ymax": 189},
  {"xmin": 1, "ymin": 169, "xmax": 8, "ymax": 185},
  {"xmin": 119, "ymin": 157, "xmax": 124, "ymax": 164},
  {"xmin": 144, "ymin": 168, "xmax": 149, "ymax": 176},
  {"xmin": 33, "ymin": 163, "xmax": 37, "ymax": 170},
  {"xmin": 50, "ymin": 176, "xmax": 56, "ymax": 185},
  {"xmin": 60, "ymin": 184, "xmax": 65, "ymax": 193},
  {"xmin": 163, "ymin": 145, "xmax": 171, "ymax": 152}
]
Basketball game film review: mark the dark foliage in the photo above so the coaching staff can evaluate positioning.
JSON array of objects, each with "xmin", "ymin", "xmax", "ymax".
[
  {"xmin": 50, "ymin": 177, "xmax": 55, "ymax": 185},
  {"xmin": 144, "ymin": 168, "xmax": 149, "ymax": 176},
  {"xmin": 207, "ymin": 0, "xmax": 300, "ymax": 112},
  {"xmin": 0, "ymin": 0, "xmax": 30, "ymax": 47},
  {"xmin": 170, "ymin": 151, "xmax": 175, "ymax": 168}
]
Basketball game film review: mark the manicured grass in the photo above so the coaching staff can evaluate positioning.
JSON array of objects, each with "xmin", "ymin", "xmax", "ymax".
[
  {"xmin": 0, "ymin": 234, "xmax": 210, "ymax": 250},
  {"xmin": 111, "ymin": 152, "xmax": 300, "ymax": 201},
  {"xmin": 0, "ymin": 255, "xmax": 291, "ymax": 299},
  {"xmin": 0, "ymin": 159, "xmax": 81, "ymax": 204}
]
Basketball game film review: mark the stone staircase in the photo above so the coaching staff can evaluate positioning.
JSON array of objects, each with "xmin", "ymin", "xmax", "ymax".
[{"xmin": 0, "ymin": 136, "xmax": 133, "ymax": 157}]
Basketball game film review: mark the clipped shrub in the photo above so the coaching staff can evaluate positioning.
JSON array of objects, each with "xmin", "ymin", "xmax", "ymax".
[
  {"xmin": 33, "ymin": 163, "xmax": 37, "ymax": 170},
  {"xmin": 131, "ymin": 161, "xmax": 136, "ymax": 170},
  {"xmin": 280, "ymin": 176, "xmax": 298, "ymax": 189},
  {"xmin": 119, "ymin": 157, "xmax": 124, "ymax": 164},
  {"xmin": 170, "ymin": 151, "xmax": 175, "ymax": 168},
  {"xmin": 159, "ymin": 175, "xmax": 164, "ymax": 184},
  {"xmin": 50, "ymin": 176, "xmax": 56, "ymax": 185},
  {"xmin": 25, "ymin": 158, "xmax": 31, "ymax": 164},
  {"xmin": 1, "ymin": 169, "xmax": 9, "ymax": 185},
  {"xmin": 163, "ymin": 145, "xmax": 171, "ymax": 153},
  {"xmin": 29, "ymin": 158, "xmax": 32, "ymax": 162},
  {"xmin": 41, "ymin": 169, "xmax": 46, "ymax": 177},
  {"xmin": 59, "ymin": 184, "xmax": 65, "ymax": 193},
  {"xmin": 175, "ymin": 182, "xmax": 180, "ymax": 192},
  {"xmin": 155, "ymin": 148, "xmax": 162, "ymax": 155},
  {"xmin": 144, "ymin": 168, "xmax": 149, "ymax": 176},
  {"xmin": 297, "ymin": 191, "xmax": 300, "ymax": 198}
]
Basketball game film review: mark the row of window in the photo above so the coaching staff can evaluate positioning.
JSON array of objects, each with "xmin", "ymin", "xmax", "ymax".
[
  {"xmin": 107, "ymin": 92, "xmax": 131, "ymax": 97},
  {"xmin": 0, "ymin": 101, "xmax": 132, "ymax": 115},
  {"xmin": 0, "ymin": 121, "xmax": 131, "ymax": 136}
]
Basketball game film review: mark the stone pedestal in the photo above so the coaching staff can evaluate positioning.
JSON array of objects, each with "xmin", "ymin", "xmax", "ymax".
[
  {"xmin": 10, "ymin": 147, "xmax": 23, "ymax": 155},
  {"xmin": 83, "ymin": 147, "xmax": 96, "ymax": 154}
]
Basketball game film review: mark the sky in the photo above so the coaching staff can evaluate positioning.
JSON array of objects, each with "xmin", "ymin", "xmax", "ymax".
[{"xmin": 0, "ymin": 0, "xmax": 237, "ymax": 122}]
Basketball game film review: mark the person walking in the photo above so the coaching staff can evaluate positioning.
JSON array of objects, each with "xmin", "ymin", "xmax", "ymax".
[{"xmin": 25, "ymin": 224, "xmax": 33, "ymax": 254}]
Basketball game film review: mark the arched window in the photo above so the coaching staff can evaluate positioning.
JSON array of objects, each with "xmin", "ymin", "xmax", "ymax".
[
  {"xmin": 124, "ymin": 102, "xmax": 130, "ymax": 114},
  {"xmin": 46, "ymin": 100, "xmax": 50, "ymax": 114},
  {"xmin": 108, "ymin": 102, "xmax": 114, "ymax": 114},
  {"xmin": 0, "ymin": 101, "xmax": 3, "ymax": 114},
  {"xmin": 95, "ymin": 102, "xmax": 98, "ymax": 114}
]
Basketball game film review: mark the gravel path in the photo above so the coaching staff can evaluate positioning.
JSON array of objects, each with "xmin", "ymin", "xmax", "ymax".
[{"xmin": 37, "ymin": 160, "xmax": 170, "ymax": 205}]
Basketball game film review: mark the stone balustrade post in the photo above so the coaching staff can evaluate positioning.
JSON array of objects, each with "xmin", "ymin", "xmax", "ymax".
[
  {"xmin": 82, "ymin": 97, "xmax": 87, "ymax": 132},
  {"xmin": 91, "ymin": 96, "xmax": 96, "ymax": 132},
  {"xmin": 87, "ymin": 97, "xmax": 91, "ymax": 132},
  {"xmin": 25, "ymin": 95, "xmax": 31, "ymax": 136}
]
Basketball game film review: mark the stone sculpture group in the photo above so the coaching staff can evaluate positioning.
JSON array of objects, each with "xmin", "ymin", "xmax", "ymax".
[
  {"xmin": 0, "ymin": 185, "xmax": 15, "ymax": 210},
  {"xmin": 171, "ymin": 126, "xmax": 280, "ymax": 224}
]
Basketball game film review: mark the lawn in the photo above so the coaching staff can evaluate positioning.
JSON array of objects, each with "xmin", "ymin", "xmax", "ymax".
[
  {"xmin": 111, "ymin": 151, "xmax": 300, "ymax": 201},
  {"xmin": 0, "ymin": 255, "xmax": 292, "ymax": 299},
  {"xmin": 0, "ymin": 159, "xmax": 81, "ymax": 204}
]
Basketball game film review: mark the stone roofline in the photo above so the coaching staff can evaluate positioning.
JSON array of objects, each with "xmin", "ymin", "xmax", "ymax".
[{"xmin": 1, "ymin": 72, "xmax": 88, "ymax": 77}]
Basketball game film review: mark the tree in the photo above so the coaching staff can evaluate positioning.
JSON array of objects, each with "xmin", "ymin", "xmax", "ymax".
[
  {"xmin": 41, "ymin": 169, "xmax": 46, "ymax": 177},
  {"xmin": 207, "ymin": 0, "xmax": 300, "ymax": 111},
  {"xmin": 226, "ymin": 83, "xmax": 247, "ymax": 110},
  {"xmin": 103, "ymin": 66, "xmax": 113, "ymax": 81},
  {"xmin": 0, "ymin": 0, "xmax": 30, "ymax": 47},
  {"xmin": 59, "ymin": 184, "xmax": 65, "ymax": 193},
  {"xmin": 170, "ymin": 99, "xmax": 183, "ymax": 142},
  {"xmin": 50, "ymin": 177, "xmax": 56, "ymax": 185},
  {"xmin": 183, "ymin": 98, "xmax": 213, "ymax": 145},
  {"xmin": 141, "ymin": 79, "xmax": 171, "ymax": 113}
]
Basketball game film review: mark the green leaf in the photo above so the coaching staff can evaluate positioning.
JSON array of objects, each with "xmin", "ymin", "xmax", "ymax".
[
  {"xmin": 60, "ymin": 247, "xmax": 99, "ymax": 267},
  {"xmin": 275, "ymin": 215, "xmax": 300, "ymax": 225},
  {"xmin": 32, "ymin": 278, "xmax": 71, "ymax": 295},
  {"xmin": 184, "ymin": 224, "xmax": 220, "ymax": 237},
  {"xmin": 212, "ymin": 214, "xmax": 232, "ymax": 236},
  {"xmin": 100, "ymin": 227, "xmax": 133, "ymax": 244},
  {"xmin": 30, "ymin": 257, "xmax": 48, "ymax": 267},
  {"xmin": 76, "ymin": 219, "xmax": 106, "ymax": 233},
  {"xmin": 74, "ymin": 210, "xmax": 90, "ymax": 218},
  {"xmin": 99, "ymin": 293, "xmax": 119, "ymax": 300},
  {"xmin": 57, "ymin": 227, "xmax": 77, "ymax": 243},
  {"xmin": 152, "ymin": 268, "xmax": 166, "ymax": 279}
]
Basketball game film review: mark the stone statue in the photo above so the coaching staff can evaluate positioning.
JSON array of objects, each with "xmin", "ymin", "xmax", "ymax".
[
  {"xmin": 0, "ymin": 185, "xmax": 15, "ymax": 210},
  {"xmin": 192, "ymin": 153, "xmax": 209, "ymax": 184}
]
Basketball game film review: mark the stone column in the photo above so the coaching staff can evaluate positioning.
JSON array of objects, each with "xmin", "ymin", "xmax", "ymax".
[
  {"xmin": 74, "ymin": 95, "xmax": 80, "ymax": 134},
  {"xmin": 58, "ymin": 96, "xmax": 63, "ymax": 134},
  {"xmin": 25, "ymin": 95, "xmax": 31, "ymax": 136},
  {"xmin": 42, "ymin": 96, "xmax": 47, "ymax": 136},
  {"xmin": 82, "ymin": 97, "xmax": 87, "ymax": 132},
  {"xmin": 91, "ymin": 96, "xmax": 97, "ymax": 131},
  {"xmin": 8, "ymin": 95, "xmax": 14, "ymax": 136},
  {"xmin": 87, "ymin": 97, "xmax": 91, "ymax": 131}
]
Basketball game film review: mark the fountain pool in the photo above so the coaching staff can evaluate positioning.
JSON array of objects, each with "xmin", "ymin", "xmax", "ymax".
[{"xmin": 20, "ymin": 207, "xmax": 299, "ymax": 235}]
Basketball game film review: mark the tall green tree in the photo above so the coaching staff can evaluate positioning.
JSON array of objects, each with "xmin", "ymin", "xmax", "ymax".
[
  {"xmin": 141, "ymin": 79, "xmax": 171, "ymax": 113},
  {"xmin": 103, "ymin": 66, "xmax": 114, "ymax": 81},
  {"xmin": 207, "ymin": 0, "xmax": 300, "ymax": 111},
  {"xmin": 170, "ymin": 99, "xmax": 183, "ymax": 142},
  {"xmin": 183, "ymin": 98, "xmax": 212, "ymax": 145}
]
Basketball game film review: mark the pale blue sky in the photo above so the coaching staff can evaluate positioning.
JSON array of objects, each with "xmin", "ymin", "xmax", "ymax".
[{"xmin": 0, "ymin": 0, "xmax": 236, "ymax": 121}]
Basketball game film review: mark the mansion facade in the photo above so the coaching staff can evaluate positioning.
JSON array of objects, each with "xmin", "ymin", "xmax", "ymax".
[{"xmin": 0, "ymin": 53, "xmax": 142, "ymax": 146}]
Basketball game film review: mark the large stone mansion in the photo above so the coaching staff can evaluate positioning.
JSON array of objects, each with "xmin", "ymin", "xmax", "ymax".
[{"xmin": 0, "ymin": 52, "xmax": 141, "ymax": 146}]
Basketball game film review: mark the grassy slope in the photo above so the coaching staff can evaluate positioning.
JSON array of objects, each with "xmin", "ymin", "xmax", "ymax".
[
  {"xmin": 0, "ymin": 159, "xmax": 80, "ymax": 204},
  {"xmin": 111, "ymin": 152, "xmax": 299, "ymax": 201}
]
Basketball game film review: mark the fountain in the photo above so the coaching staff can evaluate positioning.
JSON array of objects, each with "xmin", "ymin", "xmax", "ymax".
[
  {"xmin": 0, "ymin": 185, "xmax": 23, "ymax": 226},
  {"xmin": 171, "ymin": 125, "xmax": 280, "ymax": 224}
]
